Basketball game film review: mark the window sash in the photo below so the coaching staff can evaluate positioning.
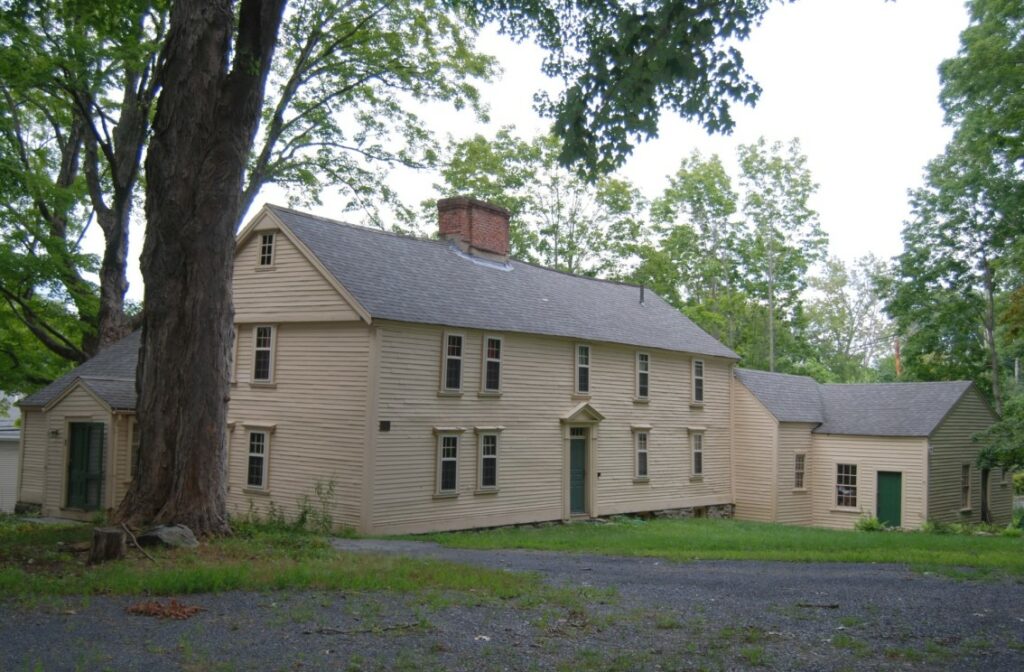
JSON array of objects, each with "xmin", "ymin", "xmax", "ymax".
[
  {"xmin": 479, "ymin": 433, "xmax": 498, "ymax": 489},
  {"xmin": 253, "ymin": 326, "xmax": 274, "ymax": 381},
  {"xmin": 635, "ymin": 432, "xmax": 648, "ymax": 478},
  {"xmin": 961, "ymin": 464, "xmax": 971, "ymax": 508},
  {"xmin": 692, "ymin": 359, "xmax": 704, "ymax": 403},
  {"xmin": 836, "ymin": 464, "xmax": 857, "ymax": 507},
  {"xmin": 438, "ymin": 435, "xmax": 459, "ymax": 493},
  {"xmin": 443, "ymin": 334, "xmax": 463, "ymax": 391},
  {"xmin": 247, "ymin": 431, "xmax": 268, "ymax": 489},
  {"xmin": 691, "ymin": 433, "xmax": 703, "ymax": 476},
  {"xmin": 794, "ymin": 454, "xmax": 806, "ymax": 489},
  {"xmin": 130, "ymin": 421, "xmax": 141, "ymax": 478},
  {"xmin": 636, "ymin": 353, "xmax": 650, "ymax": 399},
  {"xmin": 259, "ymin": 233, "xmax": 275, "ymax": 266},
  {"xmin": 484, "ymin": 337, "xmax": 502, "ymax": 391},
  {"xmin": 576, "ymin": 345, "xmax": 590, "ymax": 394}
]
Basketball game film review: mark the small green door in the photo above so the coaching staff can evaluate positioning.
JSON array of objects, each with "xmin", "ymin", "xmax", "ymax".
[
  {"xmin": 570, "ymin": 429, "xmax": 587, "ymax": 514},
  {"xmin": 67, "ymin": 422, "xmax": 105, "ymax": 510},
  {"xmin": 876, "ymin": 471, "xmax": 902, "ymax": 528}
]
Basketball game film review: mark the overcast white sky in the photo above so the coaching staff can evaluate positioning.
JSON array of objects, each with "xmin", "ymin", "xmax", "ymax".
[{"xmin": 105, "ymin": 0, "xmax": 968, "ymax": 302}]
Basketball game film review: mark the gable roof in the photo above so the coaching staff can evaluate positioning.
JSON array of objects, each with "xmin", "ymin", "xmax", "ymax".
[
  {"xmin": 19, "ymin": 331, "xmax": 140, "ymax": 410},
  {"xmin": 735, "ymin": 368, "xmax": 977, "ymax": 437},
  {"xmin": 267, "ymin": 205, "xmax": 738, "ymax": 359}
]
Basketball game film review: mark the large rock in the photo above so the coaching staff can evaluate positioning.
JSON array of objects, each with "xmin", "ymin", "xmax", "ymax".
[{"xmin": 137, "ymin": 524, "xmax": 199, "ymax": 548}]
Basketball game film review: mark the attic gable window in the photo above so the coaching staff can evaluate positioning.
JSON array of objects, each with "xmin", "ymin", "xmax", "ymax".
[
  {"xmin": 258, "ymin": 233, "xmax": 275, "ymax": 267},
  {"xmin": 636, "ymin": 352, "xmax": 650, "ymax": 400},
  {"xmin": 692, "ymin": 359, "xmax": 705, "ymax": 404},
  {"xmin": 575, "ymin": 344, "xmax": 591, "ymax": 395},
  {"xmin": 444, "ymin": 331, "xmax": 468, "ymax": 391}
]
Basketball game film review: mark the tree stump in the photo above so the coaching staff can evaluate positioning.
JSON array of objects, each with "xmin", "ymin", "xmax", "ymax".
[{"xmin": 89, "ymin": 527, "xmax": 127, "ymax": 565}]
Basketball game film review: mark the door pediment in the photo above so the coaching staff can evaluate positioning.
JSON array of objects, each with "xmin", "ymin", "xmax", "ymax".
[{"xmin": 560, "ymin": 401, "xmax": 605, "ymax": 424}]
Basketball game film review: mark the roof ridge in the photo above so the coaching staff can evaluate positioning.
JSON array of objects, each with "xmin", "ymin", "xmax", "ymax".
[{"xmin": 821, "ymin": 380, "xmax": 972, "ymax": 388}]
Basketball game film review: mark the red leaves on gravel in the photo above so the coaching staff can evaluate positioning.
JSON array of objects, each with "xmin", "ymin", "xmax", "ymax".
[{"xmin": 126, "ymin": 599, "xmax": 204, "ymax": 620}]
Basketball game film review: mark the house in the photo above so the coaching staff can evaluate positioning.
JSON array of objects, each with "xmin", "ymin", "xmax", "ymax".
[
  {"xmin": 14, "ymin": 198, "xmax": 1007, "ymax": 533},
  {"xmin": 733, "ymin": 368, "xmax": 1012, "ymax": 528},
  {"xmin": 1, "ymin": 401, "xmax": 20, "ymax": 513}
]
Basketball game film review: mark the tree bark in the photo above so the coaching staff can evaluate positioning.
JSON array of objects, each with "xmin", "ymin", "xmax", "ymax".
[
  {"xmin": 88, "ymin": 527, "xmax": 127, "ymax": 565},
  {"xmin": 115, "ymin": 0, "xmax": 286, "ymax": 537}
]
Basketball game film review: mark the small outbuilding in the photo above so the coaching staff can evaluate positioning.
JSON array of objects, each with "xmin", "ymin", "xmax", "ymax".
[
  {"xmin": 733, "ymin": 368, "xmax": 1011, "ymax": 529},
  {"xmin": 1, "ymin": 402, "xmax": 20, "ymax": 514}
]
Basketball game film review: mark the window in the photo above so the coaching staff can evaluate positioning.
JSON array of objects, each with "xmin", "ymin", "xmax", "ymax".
[
  {"xmin": 691, "ymin": 432, "xmax": 704, "ymax": 476},
  {"xmin": 258, "ymin": 233, "xmax": 275, "ymax": 266},
  {"xmin": 575, "ymin": 344, "xmax": 590, "ymax": 394},
  {"xmin": 836, "ymin": 464, "xmax": 857, "ymax": 507},
  {"xmin": 794, "ymin": 454, "xmax": 806, "ymax": 489},
  {"xmin": 636, "ymin": 352, "xmax": 650, "ymax": 399},
  {"xmin": 483, "ymin": 336, "xmax": 502, "ymax": 392},
  {"xmin": 442, "ymin": 333, "xmax": 463, "ymax": 391},
  {"xmin": 961, "ymin": 464, "xmax": 971, "ymax": 509},
  {"xmin": 635, "ymin": 431, "xmax": 649, "ymax": 479},
  {"xmin": 478, "ymin": 433, "xmax": 499, "ymax": 490},
  {"xmin": 437, "ymin": 435, "xmax": 459, "ymax": 494},
  {"xmin": 253, "ymin": 326, "xmax": 275, "ymax": 382},
  {"xmin": 247, "ymin": 431, "xmax": 269, "ymax": 489},
  {"xmin": 130, "ymin": 420, "xmax": 141, "ymax": 478},
  {"xmin": 692, "ymin": 359, "xmax": 705, "ymax": 404}
]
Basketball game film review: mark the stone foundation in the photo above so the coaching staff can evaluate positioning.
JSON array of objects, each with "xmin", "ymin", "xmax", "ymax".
[{"xmin": 651, "ymin": 503, "xmax": 735, "ymax": 520}]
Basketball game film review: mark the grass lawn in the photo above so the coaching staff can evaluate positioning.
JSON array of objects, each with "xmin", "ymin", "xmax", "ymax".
[
  {"xmin": 0, "ymin": 516, "xmax": 542, "ymax": 600},
  {"xmin": 418, "ymin": 517, "xmax": 1024, "ymax": 578}
]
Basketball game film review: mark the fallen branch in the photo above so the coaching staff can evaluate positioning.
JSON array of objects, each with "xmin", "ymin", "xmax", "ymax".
[
  {"xmin": 122, "ymin": 523, "xmax": 157, "ymax": 563},
  {"xmin": 303, "ymin": 622, "xmax": 421, "ymax": 636},
  {"xmin": 797, "ymin": 603, "xmax": 839, "ymax": 609}
]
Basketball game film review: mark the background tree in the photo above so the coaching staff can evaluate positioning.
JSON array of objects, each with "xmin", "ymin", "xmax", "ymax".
[{"xmin": 120, "ymin": 0, "xmax": 779, "ymax": 534}]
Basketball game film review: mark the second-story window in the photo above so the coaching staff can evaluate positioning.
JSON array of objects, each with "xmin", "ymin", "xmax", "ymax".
[
  {"xmin": 443, "ymin": 333, "xmax": 463, "ymax": 391},
  {"xmin": 253, "ymin": 326, "xmax": 275, "ymax": 382},
  {"xmin": 483, "ymin": 336, "xmax": 502, "ymax": 392},
  {"xmin": 258, "ymin": 233, "xmax": 275, "ymax": 266},
  {"xmin": 636, "ymin": 352, "xmax": 650, "ymax": 399},
  {"xmin": 692, "ymin": 359, "xmax": 705, "ymax": 404},
  {"xmin": 576, "ymin": 344, "xmax": 590, "ymax": 394}
]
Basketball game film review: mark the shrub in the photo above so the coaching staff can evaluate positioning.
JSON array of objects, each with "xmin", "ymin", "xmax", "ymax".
[
  {"xmin": 855, "ymin": 516, "xmax": 885, "ymax": 532},
  {"xmin": 1014, "ymin": 471, "xmax": 1024, "ymax": 495}
]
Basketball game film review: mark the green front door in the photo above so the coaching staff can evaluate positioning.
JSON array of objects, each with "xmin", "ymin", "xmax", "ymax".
[
  {"xmin": 570, "ymin": 429, "xmax": 587, "ymax": 514},
  {"xmin": 67, "ymin": 422, "xmax": 105, "ymax": 510},
  {"xmin": 876, "ymin": 471, "xmax": 902, "ymax": 528}
]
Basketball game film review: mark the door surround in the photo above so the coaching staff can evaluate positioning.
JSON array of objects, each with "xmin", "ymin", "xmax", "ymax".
[{"xmin": 560, "ymin": 402, "xmax": 604, "ymax": 521}]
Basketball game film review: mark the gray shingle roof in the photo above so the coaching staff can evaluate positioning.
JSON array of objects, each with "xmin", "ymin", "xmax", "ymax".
[
  {"xmin": 735, "ymin": 368, "xmax": 977, "ymax": 437},
  {"xmin": 271, "ymin": 205, "xmax": 738, "ymax": 359},
  {"xmin": 734, "ymin": 368, "xmax": 823, "ymax": 423},
  {"xmin": 19, "ymin": 331, "xmax": 140, "ymax": 410}
]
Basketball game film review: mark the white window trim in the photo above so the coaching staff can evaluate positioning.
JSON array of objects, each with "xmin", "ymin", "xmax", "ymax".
[
  {"xmin": 481, "ymin": 334, "xmax": 504, "ymax": 394},
  {"xmin": 574, "ymin": 344, "xmax": 591, "ymax": 396},
  {"xmin": 834, "ymin": 463, "xmax": 858, "ymax": 510},
  {"xmin": 435, "ymin": 432, "xmax": 462, "ymax": 496},
  {"xmin": 960, "ymin": 463, "xmax": 972, "ymax": 511},
  {"xmin": 690, "ymin": 430, "xmax": 704, "ymax": 478},
  {"xmin": 635, "ymin": 352, "xmax": 650, "ymax": 401},
  {"xmin": 230, "ymin": 327, "xmax": 239, "ymax": 384},
  {"xmin": 793, "ymin": 453, "xmax": 807, "ymax": 491},
  {"xmin": 251, "ymin": 325, "xmax": 277, "ymax": 384},
  {"xmin": 475, "ymin": 427, "xmax": 503, "ymax": 492},
  {"xmin": 258, "ymin": 232, "xmax": 276, "ymax": 268},
  {"xmin": 633, "ymin": 429, "xmax": 650, "ymax": 481},
  {"xmin": 440, "ymin": 331, "xmax": 465, "ymax": 394},
  {"xmin": 246, "ymin": 429, "xmax": 270, "ymax": 491},
  {"xmin": 691, "ymin": 359, "xmax": 705, "ymax": 406}
]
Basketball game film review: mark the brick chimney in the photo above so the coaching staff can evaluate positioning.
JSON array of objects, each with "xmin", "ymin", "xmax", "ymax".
[{"xmin": 437, "ymin": 197, "xmax": 511, "ymax": 261}]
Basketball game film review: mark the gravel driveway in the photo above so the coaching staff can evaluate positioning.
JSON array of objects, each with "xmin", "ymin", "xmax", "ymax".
[{"xmin": 3, "ymin": 538, "xmax": 1024, "ymax": 671}]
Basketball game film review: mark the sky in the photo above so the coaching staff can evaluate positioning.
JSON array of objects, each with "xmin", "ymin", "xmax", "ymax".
[{"xmin": 104, "ymin": 0, "xmax": 969, "ymax": 302}]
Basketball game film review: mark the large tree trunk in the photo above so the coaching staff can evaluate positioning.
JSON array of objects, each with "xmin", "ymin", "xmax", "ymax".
[{"xmin": 115, "ymin": 0, "xmax": 286, "ymax": 537}]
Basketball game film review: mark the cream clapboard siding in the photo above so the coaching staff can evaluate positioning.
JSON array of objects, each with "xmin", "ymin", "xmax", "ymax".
[
  {"xmin": 371, "ymin": 320, "xmax": 734, "ymax": 535},
  {"xmin": 776, "ymin": 423, "xmax": 814, "ymax": 526},
  {"xmin": 111, "ymin": 414, "xmax": 135, "ymax": 507},
  {"xmin": 227, "ymin": 321, "xmax": 370, "ymax": 529},
  {"xmin": 928, "ymin": 387, "xmax": 1009, "ymax": 524},
  {"xmin": 233, "ymin": 220, "xmax": 361, "ymax": 323},
  {"xmin": 810, "ymin": 434, "xmax": 927, "ymax": 530},
  {"xmin": 730, "ymin": 381, "xmax": 777, "ymax": 522},
  {"xmin": 18, "ymin": 410, "xmax": 46, "ymax": 504},
  {"xmin": 41, "ymin": 386, "xmax": 113, "ymax": 519}
]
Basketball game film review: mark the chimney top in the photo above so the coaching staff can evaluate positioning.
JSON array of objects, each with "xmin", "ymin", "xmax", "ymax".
[{"xmin": 437, "ymin": 196, "xmax": 511, "ymax": 261}]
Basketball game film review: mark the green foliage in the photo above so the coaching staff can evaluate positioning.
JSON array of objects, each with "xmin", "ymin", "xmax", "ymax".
[
  {"xmin": 1013, "ymin": 470, "xmax": 1024, "ymax": 495},
  {"xmin": 854, "ymin": 516, "xmax": 885, "ymax": 532},
  {"xmin": 976, "ymin": 391, "xmax": 1024, "ymax": 470}
]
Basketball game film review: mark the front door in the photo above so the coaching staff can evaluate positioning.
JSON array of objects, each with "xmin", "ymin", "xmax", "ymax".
[
  {"xmin": 67, "ymin": 422, "xmax": 105, "ymax": 510},
  {"xmin": 876, "ymin": 471, "xmax": 902, "ymax": 528},
  {"xmin": 570, "ymin": 427, "xmax": 587, "ymax": 514}
]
